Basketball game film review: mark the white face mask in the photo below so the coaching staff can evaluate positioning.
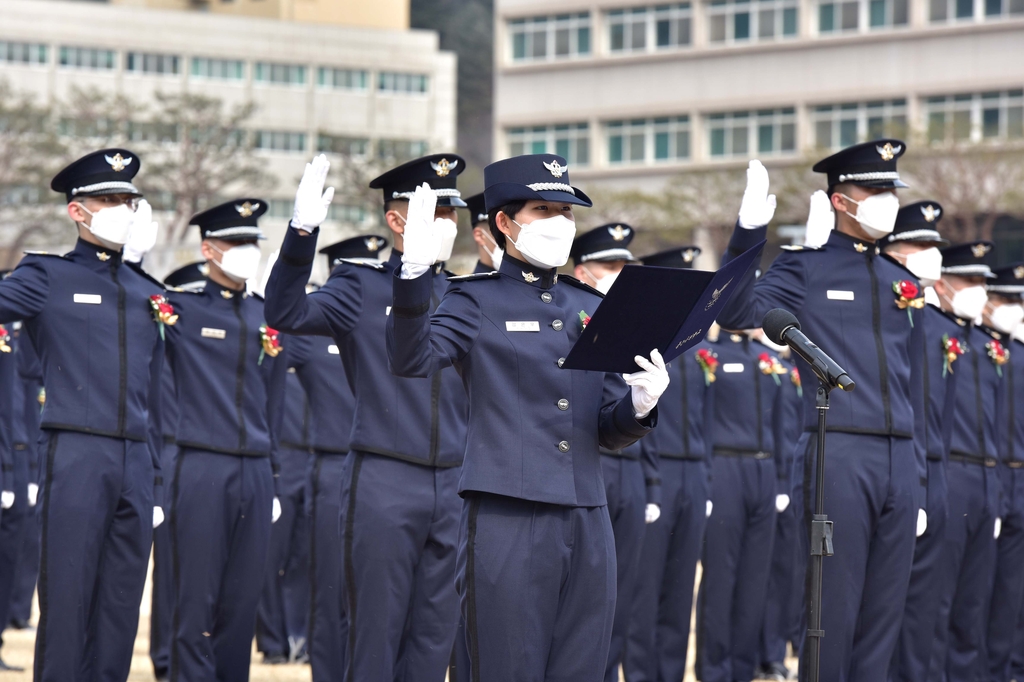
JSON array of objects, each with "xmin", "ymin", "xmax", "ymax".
[
  {"xmin": 943, "ymin": 281, "xmax": 988, "ymax": 322},
  {"xmin": 481, "ymin": 230, "xmax": 504, "ymax": 270},
  {"xmin": 898, "ymin": 247, "xmax": 943, "ymax": 287},
  {"xmin": 839, "ymin": 192, "xmax": 900, "ymax": 240},
  {"xmin": 211, "ymin": 243, "xmax": 261, "ymax": 284},
  {"xmin": 582, "ymin": 266, "xmax": 620, "ymax": 295},
  {"xmin": 1014, "ymin": 325, "xmax": 1024, "ymax": 344},
  {"xmin": 435, "ymin": 218, "xmax": 458, "ymax": 263},
  {"xmin": 77, "ymin": 203, "xmax": 134, "ymax": 249},
  {"xmin": 510, "ymin": 215, "xmax": 577, "ymax": 269},
  {"xmin": 989, "ymin": 302, "xmax": 1024, "ymax": 335}
]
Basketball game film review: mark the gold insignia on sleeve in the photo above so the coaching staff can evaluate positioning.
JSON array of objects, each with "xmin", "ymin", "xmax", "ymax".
[
  {"xmin": 971, "ymin": 243, "xmax": 991, "ymax": 258},
  {"xmin": 854, "ymin": 242, "xmax": 868, "ymax": 253},
  {"xmin": 542, "ymin": 160, "xmax": 568, "ymax": 178},
  {"xmin": 522, "ymin": 271, "xmax": 539, "ymax": 283},
  {"xmin": 608, "ymin": 225, "xmax": 628, "ymax": 241},
  {"xmin": 921, "ymin": 205, "xmax": 940, "ymax": 222},
  {"xmin": 430, "ymin": 158, "xmax": 457, "ymax": 177}
]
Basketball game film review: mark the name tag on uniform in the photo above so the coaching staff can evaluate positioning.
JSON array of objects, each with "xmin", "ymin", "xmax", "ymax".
[
  {"xmin": 201, "ymin": 327, "xmax": 227, "ymax": 339},
  {"xmin": 328, "ymin": 344, "xmax": 340, "ymax": 355},
  {"xmin": 723, "ymin": 363, "xmax": 745, "ymax": 373},
  {"xmin": 506, "ymin": 321, "xmax": 540, "ymax": 332},
  {"xmin": 386, "ymin": 306, "xmax": 392, "ymax": 316},
  {"xmin": 827, "ymin": 290, "xmax": 855, "ymax": 301},
  {"xmin": 73, "ymin": 293, "xmax": 101, "ymax": 305}
]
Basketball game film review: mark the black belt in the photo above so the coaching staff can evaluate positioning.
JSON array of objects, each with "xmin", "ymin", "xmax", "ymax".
[
  {"xmin": 162, "ymin": 435, "xmax": 175, "ymax": 445},
  {"xmin": 949, "ymin": 452, "xmax": 997, "ymax": 468},
  {"xmin": 660, "ymin": 453, "xmax": 706, "ymax": 461},
  {"xmin": 713, "ymin": 447, "xmax": 772, "ymax": 460}
]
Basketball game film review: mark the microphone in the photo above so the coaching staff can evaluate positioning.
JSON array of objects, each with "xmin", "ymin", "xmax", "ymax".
[{"xmin": 762, "ymin": 309, "xmax": 855, "ymax": 392}]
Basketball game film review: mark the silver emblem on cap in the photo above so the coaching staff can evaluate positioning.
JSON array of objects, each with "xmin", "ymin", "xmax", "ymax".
[
  {"xmin": 542, "ymin": 160, "xmax": 568, "ymax": 178},
  {"xmin": 104, "ymin": 153, "xmax": 133, "ymax": 172}
]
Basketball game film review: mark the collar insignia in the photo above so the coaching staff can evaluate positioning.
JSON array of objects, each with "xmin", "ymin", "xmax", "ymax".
[
  {"xmin": 104, "ymin": 153, "xmax": 132, "ymax": 172},
  {"xmin": 522, "ymin": 271, "xmax": 539, "ymax": 283},
  {"xmin": 876, "ymin": 143, "xmax": 901, "ymax": 162},
  {"xmin": 972, "ymin": 243, "xmax": 991, "ymax": 259},
  {"xmin": 682, "ymin": 248, "xmax": 696, "ymax": 263},
  {"xmin": 730, "ymin": 334, "xmax": 743, "ymax": 343},
  {"xmin": 430, "ymin": 158, "xmax": 457, "ymax": 177},
  {"xmin": 921, "ymin": 205, "xmax": 940, "ymax": 222},
  {"xmin": 1014, "ymin": 265, "xmax": 1024, "ymax": 280},
  {"xmin": 365, "ymin": 237, "xmax": 384, "ymax": 252},
  {"xmin": 96, "ymin": 251, "xmax": 111, "ymax": 262},
  {"xmin": 608, "ymin": 225, "xmax": 629, "ymax": 242},
  {"xmin": 854, "ymin": 242, "xmax": 868, "ymax": 253},
  {"xmin": 235, "ymin": 201, "xmax": 259, "ymax": 218},
  {"xmin": 542, "ymin": 159, "xmax": 568, "ymax": 178},
  {"xmin": 221, "ymin": 289, "xmax": 234, "ymax": 299}
]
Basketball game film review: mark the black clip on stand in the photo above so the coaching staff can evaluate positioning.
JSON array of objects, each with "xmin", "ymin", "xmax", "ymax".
[{"xmin": 804, "ymin": 383, "xmax": 835, "ymax": 682}]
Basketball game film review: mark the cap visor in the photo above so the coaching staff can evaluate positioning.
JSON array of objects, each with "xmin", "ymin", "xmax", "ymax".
[
  {"xmin": 437, "ymin": 197, "xmax": 468, "ymax": 208},
  {"xmin": 535, "ymin": 187, "xmax": 593, "ymax": 208}
]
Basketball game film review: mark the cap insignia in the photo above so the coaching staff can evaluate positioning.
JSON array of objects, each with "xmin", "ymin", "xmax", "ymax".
[
  {"xmin": 235, "ymin": 201, "xmax": 259, "ymax": 218},
  {"xmin": 682, "ymin": 248, "xmax": 696, "ymax": 263},
  {"xmin": 522, "ymin": 271, "xmax": 539, "ymax": 283},
  {"xmin": 972, "ymin": 243, "xmax": 991, "ymax": 259},
  {"xmin": 430, "ymin": 158, "xmax": 458, "ymax": 177},
  {"xmin": 1014, "ymin": 265, "xmax": 1024, "ymax": 280},
  {"xmin": 542, "ymin": 160, "xmax": 568, "ymax": 178},
  {"xmin": 365, "ymin": 236, "xmax": 384, "ymax": 252},
  {"xmin": 104, "ymin": 153, "xmax": 132, "ymax": 172},
  {"xmin": 608, "ymin": 225, "xmax": 629, "ymax": 242},
  {"xmin": 854, "ymin": 242, "xmax": 868, "ymax": 253},
  {"xmin": 221, "ymin": 289, "xmax": 234, "ymax": 299},
  {"xmin": 921, "ymin": 205, "xmax": 940, "ymax": 223},
  {"xmin": 96, "ymin": 251, "xmax": 110, "ymax": 262},
  {"xmin": 876, "ymin": 143, "xmax": 901, "ymax": 162}
]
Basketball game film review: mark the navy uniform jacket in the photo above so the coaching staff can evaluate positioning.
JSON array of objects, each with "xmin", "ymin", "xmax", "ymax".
[
  {"xmin": 14, "ymin": 328, "xmax": 43, "ymax": 474},
  {"xmin": 948, "ymin": 323, "xmax": 1004, "ymax": 466},
  {"xmin": 280, "ymin": 365, "xmax": 311, "ymax": 451},
  {"xmin": 164, "ymin": 281, "xmax": 286, "ymax": 470},
  {"xmin": 1004, "ymin": 339, "xmax": 1024, "ymax": 464},
  {"xmin": 387, "ymin": 255, "xmax": 654, "ymax": 507},
  {"xmin": 774, "ymin": 353, "xmax": 803, "ymax": 494},
  {"xmin": 918, "ymin": 305, "xmax": 961, "ymax": 464},
  {"xmin": 648, "ymin": 343, "xmax": 714, "ymax": 463},
  {"xmin": 0, "ymin": 239, "xmax": 164, "ymax": 498},
  {"xmin": 0, "ymin": 324, "xmax": 16, "ymax": 481},
  {"xmin": 264, "ymin": 229, "xmax": 467, "ymax": 467},
  {"xmin": 719, "ymin": 228, "xmax": 925, "ymax": 478},
  {"xmin": 288, "ymin": 333, "xmax": 353, "ymax": 454},
  {"xmin": 707, "ymin": 334, "xmax": 783, "ymax": 457},
  {"xmin": 159, "ymin": 362, "xmax": 178, "ymax": 443}
]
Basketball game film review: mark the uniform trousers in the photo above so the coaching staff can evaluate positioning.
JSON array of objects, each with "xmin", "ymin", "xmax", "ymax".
[
  {"xmin": 458, "ymin": 492, "xmax": 616, "ymax": 682},
  {"xmin": 342, "ymin": 452, "xmax": 461, "ymax": 682},
  {"xmin": 150, "ymin": 440, "xmax": 178, "ymax": 677},
  {"xmin": 308, "ymin": 452, "xmax": 348, "ymax": 682},
  {"xmin": 696, "ymin": 454, "xmax": 777, "ymax": 682},
  {"xmin": 984, "ymin": 466, "xmax": 1024, "ymax": 682},
  {"xmin": 624, "ymin": 458, "xmax": 710, "ymax": 682},
  {"xmin": 34, "ymin": 430, "xmax": 154, "ymax": 682},
  {"xmin": 930, "ymin": 460, "xmax": 998, "ymax": 682},
  {"xmin": 890, "ymin": 458, "xmax": 949, "ymax": 682},
  {"xmin": 9, "ymin": 494, "xmax": 40, "ymax": 625},
  {"xmin": 0, "ymin": 444, "xmax": 30, "ymax": 647},
  {"xmin": 169, "ymin": 448, "xmax": 273, "ymax": 682},
  {"xmin": 1012, "ymin": 600, "xmax": 1024, "ymax": 681},
  {"xmin": 760, "ymin": 502, "xmax": 804, "ymax": 669},
  {"xmin": 256, "ymin": 447, "xmax": 311, "ymax": 659},
  {"xmin": 602, "ymin": 456, "xmax": 648, "ymax": 682},
  {"xmin": 796, "ymin": 432, "xmax": 917, "ymax": 682}
]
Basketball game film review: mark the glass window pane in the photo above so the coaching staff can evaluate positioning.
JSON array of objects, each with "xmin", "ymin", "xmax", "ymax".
[
  {"xmin": 816, "ymin": 120, "xmax": 833, "ymax": 148},
  {"xmin": 1007, "ymin": 106, "xmax": 1023, "ymax": 137},
  {"xmin": 655, "ymin": 131, "xmax": 670, "ymax": 158},
  {"xmin": 986, "ymin": 0, "xmax": 1001, "ymax": 13},
  {"xmin": 513, "ymin": 32, "xmax": 526, "ymax": 59},
  {"xmin": 710, "ymin": 14, "xmax": 727, "ymax": 40},
  {"xmin": 983, "ymin": 108, "xmax": 1000, "ymax": 137},
  {"xmin": 629, "ymin": 133, "xmax": 645, "ymax": 161},
  {"xmin": 928, "ymin": 112, "xmax": 946, "ymax": 142},
  {"xmin": 678, "ymin": 17, "xmax": 692, "ymax": 43},
  {"xmin": 578, "ymin": 27, "xmax": 591, "ymax": 53},
  {"xmin": 676, "ymin": 131, "xmax": 690, "ymax": 158},
  {"xmin": 735, "ymin": 11, "xmax": 751, "ymax": 38},
  {"xmin": 931, "ymin": 0, "xmax": 949, "ymax": 18},
  {"xmin": 870, "ymin": 0, "xmax": 887, "ymax": 25},
  {"xmin": 610, "ymin": 136, "xmax": 624, "ymax": 162},
  {"xmin": 611, "ymin": 23, "xmax": 625, "ymax": 50},
  {"xmin": 657, "ymin": 19, "xmax": 671, "ymax": 45},
  {"xmin": 556, "ymin": 28, "xmax": 570, "ymax": 55},
  {"xmin": 840, "ymin": 119, "xmax": 858, "ymax": 146},
  {"xmin": 758, "ymin": 124, "xmax": 774, "ymax": 152},
  {"xmin": 531, "ymin": 139, "xmax": 547, "ymax": 154},
  {"xmin": 510, "ymin": 141, "xmax": 525, "ymax": 156},
  {"xmin": 894, "ymin": 0, "xmax": 909, "ymax": 22},
  {"xmin": 783, "ymin": 8, "xmax": 798, "ymax": 33},
  {"xmin": 532, "ymin": 30, "xmax": 547, "ymax": 57},
  {"xmin": 631, "ymin": 21, "xmax": 647, "ymax": 48},
  {"xmin": 555, "ymin": 139, "xmax": 570, "ymax": 158},
  {"xmin": 842, "ymin": 1, "xmax": 859, "ymax": 27},
  {"xmin": 781, "ymin": 123, "xmax": 795, "ymax": 150},
  {"xmin": 867, "ymin": 116, "xmax": 885, "ymax": 139},
  {"xmin": 956, "ymin": 0, "xmax": 973, "ymax": 17},
  {"xmin": 711, "ymin": 128, "xmax": 726, "ymax": 156},
  {"xmin": 1011, "ymin": 0, "xmax": 1024, "ymax": 13},
  {"xmin": 820, "ymin": 3, "xmax": 835, "ymax": 30},
  {"xmin": 953, "ymin": 110, "xmax": 971, "ymax": 140},
  {"xmin": 732, "ymin": 125, "xmax": 749, "ymax": 154},
  {"xmin": 759, "ymin": 9, "xmax": 776, "ymax": 36},
  {"xmin": 890, "ymin": 114, "xmax": 908, "ymax": 139}
]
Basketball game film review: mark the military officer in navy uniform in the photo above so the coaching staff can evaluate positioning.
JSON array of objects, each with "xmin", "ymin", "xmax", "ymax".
[
  {"xmin": 1007, "ymin": 317, "xmax": 1024, "ymax": 682},
  {"xmin": 0, "ymin": 148, "xmax": 165, "ymax": 681},
  {"xmin": 466, "ymin": 192, "xmax": 501, "ymax": 273},
  {"xmin": 926, "ymin": 241, "xmax": 1002, "ymax": 682},
  {"xmin": 880, "ymin": 202, "xmax": 960, "ymax": 682},
  {"xmin": 981, "ymin": 263, "xmax": 1024, "ymax": 682},
  {"xmin": 163, "ymin": 199, "xmax": 287, "ymax": 682},
  {"xmin": 386, "ymin": 154, "xmax": 667, "ymax": 682},
  {"xmin": 624, "ymin": 245, "xmax": 715, "ymax": 682},
  {"xmin": 717, "ymin": 142, "xmax": 925, "ymax": 682},
  {"xmin": 264, "ymin": 153, "xmax": 470, "ymax": 682},
  {"xmin": 0, "ymin": 311, "xmax": 26, "ymax": 672}
]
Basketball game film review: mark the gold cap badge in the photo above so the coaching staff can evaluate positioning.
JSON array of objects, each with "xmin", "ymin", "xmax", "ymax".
[
  {"xmin": 682, "ymin": 248, "xmax": 696, "ymax": 263},
  {"xmin": 971, "ymin": 243, "xmax": 991, "ymax": 258},
  {"xmin": 235, "ymin": 201, "xmax": 260, "ymax": 218},
  {"xmin": 365, "ymin": 237, "xmax": 383, "ymax": 252},
  {"xmin": 430, "ymin": 158, "xmax": 458, "ymax": 177},
  {"xmin": 1014, "ymin": 265, "xmax": 1024, "ymax": 280},
  {"xmin": 921, "ymin": 205, "xmax": 940, "ymax": 223},
  {"xmin": 104, "ymin": 153, "xmax": 132, "ymax": 172},
  {"xmin": 876, "ymin": 143, "xmax": 901, "ymax": 162},
  {"xmin": 608, "ymin": 225, "xmax": 629, "ymax": 242}
]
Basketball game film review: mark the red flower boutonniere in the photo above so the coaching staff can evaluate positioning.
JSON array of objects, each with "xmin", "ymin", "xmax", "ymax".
[
  {"xmin": 259, "ymin": 324, "xmax": 282, "ymax": 365},
  {"xmin": 579, "ymin": 310, "xmax": 591, "ymax": 330},
  {"xmin": 986, "ymin": 339, "xmax": 1009, "ymax": 377},
  {"xmin": 942, "ymin": 334, "xmax": 964, "ymax": 377},
  {"xmin": 0, "ymin": 325, "xmax": 11, "ymax": 354},
  {"xmin": 893, "ymin": 280, "xmax": 925, "ymax": 326},
  {"xmin": 791, "ymin": 366, "xmax": 803, "ymax": 398},
  {"xmin": 149, "ymin": 295, "xmax": 178, "ymax": 340},
  {"xmin": 758, "ymin": 352, "xmax": 787, "ymax": 385},
  {"xmin": 696, "ymin": 348, "xmax": 719, "ymax": 386}
]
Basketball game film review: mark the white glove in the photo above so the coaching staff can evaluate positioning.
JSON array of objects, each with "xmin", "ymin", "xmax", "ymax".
[
  {"xmin": 1, "ymin": 490, "xmax": 13, "ymax": 509},
  {"xmin": 123, "ymin": 199, "xmax": 159, "ymax": 263},
  {"xmin": 803, "ymin": 190, "xmax": 835, "ymax": 248},
  {"xmin": 153, "ymin": 506, "xmax": 165, "ymax": 529},
  {"xmin": 291, "ymin": 155, "xmax": 335, "ymax": 231},
  {"xmin": 272, "ymin": 496, "xmax": 282, "ymax": 524},
  {"xmin": 706, "ymin": 500, "xmax": 714, "ymax": 518},
  {"xmin": 738, "ymin": 160, "xmax": 777, "ymax": 229},
  {"xmin": 623, "ymin": 349, "xmax": 670, "ymax": 419},
  {"xmin": 645, "ymin": 503, "xmax": 661, "ymax": 524},
  {"xmin": 916, "ymin": 509, "xmax": 928, "ymax": 537},
  {"xmin": 775, "ymin": 494, "xmax": 790, "ymax": 513},
  {"xmin": 400, "ymin": 183, "xmax": 443, "ymax": 279},
  {"xmin": 995, "ymin": 517, "xmax": 1002, "ymax": 539},
  {"xmin": 27, "ymin": 483, "xmax": 38, "ymax": 507}
]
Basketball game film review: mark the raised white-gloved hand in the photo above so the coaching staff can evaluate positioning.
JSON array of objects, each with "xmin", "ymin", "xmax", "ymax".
[
  {"xmin": 624, "ymin": 349, "xmax": 670, "ymax": 419},
  {"xmin": 27, "ymin": 483, "xmax": 38, "ymax": 507},
  {"xmin": 153, "ymin": 506, "xmax": 165, "ymax": 529},
  {"xmin": 1, "ymin": 490, "xmax": 14, "ymax": 509},
  {"xmin": 400, "ymin": 183, "xmax": 443, "ymax": 280},
  {"xmin": 291, "ymin": 154, "xmax": 335, "ymax": 232},
  {"xmin": 272, "ymin": 496, "xmax": 282, "ymax": 524},
  {"xmin": 804, "ymin": 190, "xmax": 835, "ymax": 248},
  {"xmin": 995, "ymin": 517, "xmax": 1002, "ymax": 539},
  {"xmin": 775, "ymin": 494, "xmax": 790, "ymax": 513},
  {"xmin": 645, "ymin": 503, "xmax": 661, "ymax": 524},
  {"xmin": 706, "ymin": 500, "xmax": 714, "ymax": 518},
  {"xmin": 123, "ymin": 199, "xmax": 158, "ymax": 263},
  {"xmin": 738, "ymin": 160, "xmax": 777, "ymax": 229},
  {"xmin": 916, "ymin": 509, "xmax": 928, "ymax": 537}
]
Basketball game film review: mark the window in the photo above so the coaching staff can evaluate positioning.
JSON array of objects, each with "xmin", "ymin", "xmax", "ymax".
[
  {"xmin": 377, "ymin": 139, "xmax": 429, "ymax": 161},
  {"xmin": 820, "ymin": 0, "xmax": 907, "ymax": 31},
  {"xmin": 328, "ymin": 204, "xmax": 369, "ymax": 224},
  {"xmin": 607, "ymin": 5, "xmax": 692, "ymax": 53},
  {"xmin": 507, "ymin": 123, "xmax": 590, "ymax": 166},
  {"xmin": 378, "ymin": 72, "xmax": 428, "ymax": 94},
  {"xmin": 709, "ymin": 0, "xmax": 798, "ymax": 43},
  {"xmin": 191, "ymin": 58, "xmax": 244, "ymax": 80},
  {"xmin": 317, "ymin": 134, "xmax": 369, "ymax": 156},
  {"xmin": 0, "ymin": 41, "xmax": 47, "ymax": 65},
  {"xmin": 929, "ymin": 0, "xmax": 976, "ymax": 21},
  {"xmin": 254, "ymin": 62, "xmax": 306, "ymax": 86},
  {"xmin": 983, "ymin": 0, "xmax": 1024, "ymax": 17},
  {"xmin": 607, "ymin": 117, "xmax": 691, "ymax": 165},
  {"xmin": 317, "ymin": 67, "xmax": 368, "ymax": 90},
  {"xmin": 509, "ymin": 13, "xmax": 592, "ymax": 62},
  {"xmin": 59, "ymin": 46, "xmax": 115, "ymax": 70},
  {"xmin": 254, "ymin": 130, "xmax": 307, "ymax": 153},
  {"xmin": 58, "ymin": 117, "xmax": 119, "ymax": 139},
  {"xmin": 812, "ymin": 100, "xmax": 907, "ymax": 150},
  {"xmin": 926, "ymin": 91, "xmax": 1024, "ymax": 144},
  {"xmin": 126, "ymin": 52, "xmax": 179, "ymax": 75},
  {"xmin": 128, "ymin": 121, "xmax": 179, "ymax": 144},
  {"xmin": 708, "ymin": 109, "xmax": 795, "ymax": 158}
]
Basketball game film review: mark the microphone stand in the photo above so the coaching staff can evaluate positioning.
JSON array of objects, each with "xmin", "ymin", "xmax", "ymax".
[{"xmin": 804, "ymin": 383, "xmax": 834, "ymax": 682}]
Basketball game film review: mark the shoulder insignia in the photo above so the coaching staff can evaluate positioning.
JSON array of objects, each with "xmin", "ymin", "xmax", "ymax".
[
  {"xmin": 447, "ymin": 271, "xmax": 499, "ymax": 282},
  {"xmin": 559, "ymin": 274, "xmax": 604, "ymax": 298},
  {"xmin": 22, "ymin": 250, "xmax": 61, "ymax": 258},
  {"xmin": 780, "ymin": 244, "xmax": 821, "ymax": 252},
  {"xmin": 337, "ymin": 258, "xmax": 385, "ymax": 271}
]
